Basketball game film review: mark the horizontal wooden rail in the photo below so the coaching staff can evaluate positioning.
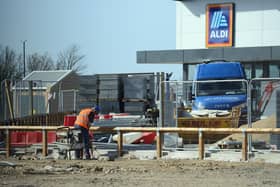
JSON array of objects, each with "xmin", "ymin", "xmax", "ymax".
[{"xmin": 2, "ymin": 126, "xmax": 280, "ymax": 160}]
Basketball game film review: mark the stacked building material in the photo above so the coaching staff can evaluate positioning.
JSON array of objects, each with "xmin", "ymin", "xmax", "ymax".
[
  {"xmin": 78, "ymin": 75, "xmax": 98, "ymax": 110},
  {"xmin": 123, "ymin": 74, "xmax": 155, "ymax": 115},
  {"xmin": 98, "ymin": 74, "xmax": 123, "ymax": 114}
]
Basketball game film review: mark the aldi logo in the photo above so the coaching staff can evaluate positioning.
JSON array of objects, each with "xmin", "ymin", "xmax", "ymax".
[
  {"xmin": 210, "ymin": 11, "xmax": 228, "ymax": 29},
  {"xmin": 206, "ymin": 3, "xmax": 234, "ymax": 48}
]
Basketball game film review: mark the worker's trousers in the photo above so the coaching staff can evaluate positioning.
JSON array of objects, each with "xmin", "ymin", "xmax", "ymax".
[{"xmin": 74, "ymin": 125, "xmax": 90, "ymax": 159}]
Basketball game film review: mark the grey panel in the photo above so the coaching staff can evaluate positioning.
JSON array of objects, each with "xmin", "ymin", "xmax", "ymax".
[
  {"xmin": 224, "ymin": 47, "xmax": 271, "ymax": 62},
  {"xmin": 24, "ymin": 70, "xmax": 71, "ymax": 82},
  {"xmin": 144, "ymin": 50, "xmax": 183, "ymax": 64},
  {"xmin": 124, "ymin": 102, "xmax": 146, "ymax": 115},
  {"xmin": 137, "ymin": 51, "xmax": 147, "ymax": 64},
  {"xmin": 99, "ymin": 101, "xmax": 122, "ymax": 113},
  {"xmin": 272, "ymin": 46, "xmax": 280, "ymax": 61},
  {"xmin": 79, "ymin": 102, "xmax": 97, "ymax": 111},
  {"xmin": 99, "ymin": 90, "xmax": 121, "ymax": 99},
  {"xmin": 79, "ymin": 88, "xmax": 97, "ymax": 95},
  {"xmin": 137, "ymin": 46, "xmax": 280, "ymax": 65},
  {"xmin": 183, "ymin": 48, "xmax": 223, "ymax": 63},
  {"xmin": 97, "ymin": 74, "xmax": 120, "ymax": 79},
  {"xmin": 79, "ymin": 94, "xmax": 97, "ymax": 102},
  {"xmin": 124, "ymin": 89, "xmax": 147, "ymax": 99},
  {"xmin": 123, "ymin": 77, "xmax": 146, "ymax": 90},
  {"xmin": 80, "ymin": 84, "xmax": 97, "ymax": 90},
  {"xmin": 79, "ymin": 75, "xmax": 98, "ymax": 85},
  {"xmin": 123, "ymin": 76, "xmax": 155, "ymax": 99},
  {"xmin": 62, "ymin": 91, "xmax": 75, "ymax": 112},
  {"xmin": 99, "ymin": 80, "xmax": 120, "ymax": 90}
]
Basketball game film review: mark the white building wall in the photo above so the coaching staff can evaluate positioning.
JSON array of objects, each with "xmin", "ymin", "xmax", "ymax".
[{"xmin": 176, "ymin": 0, "xmax": 280, "ymax": 49}]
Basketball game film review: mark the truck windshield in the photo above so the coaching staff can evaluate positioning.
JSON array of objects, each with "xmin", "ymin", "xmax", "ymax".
[{"xmin": 197, "ymin": 81, "xmax": 246, "ymax": 96}]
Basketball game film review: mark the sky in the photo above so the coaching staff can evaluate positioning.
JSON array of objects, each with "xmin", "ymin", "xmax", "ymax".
[{"xmin": 0, "ymin": 0, "xmax": 182, "ymax": 80}]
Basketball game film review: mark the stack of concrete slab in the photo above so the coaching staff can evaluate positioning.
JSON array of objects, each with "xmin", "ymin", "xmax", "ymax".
[
  {"xmin": 77, "ymin": 73, "xmax": 157, "ymax": 115},
  {"xmin": 98, "ymin": 74, "xmax": 123, "ymax": 114},
  {"xmin": 123, "ymin": 74, "xmax": 155, "ymax": 115},
  {"xmin": 78, "ymin": 75, "xmax": 98, "ymax": 110},
  {"xmin": 123, "ymin": 77, "xmax": 147, "ymax": 99}
]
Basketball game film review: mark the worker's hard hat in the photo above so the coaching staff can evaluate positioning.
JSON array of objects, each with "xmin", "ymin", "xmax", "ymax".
[{"xmin": 93, "ymin": 105, "xmax": 100, "ymax": 113}]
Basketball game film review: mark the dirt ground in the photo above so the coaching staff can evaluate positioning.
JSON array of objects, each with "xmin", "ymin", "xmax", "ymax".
[{"xmin": 1, "ymin": 158, "xmax": 280, "ymax": 187}]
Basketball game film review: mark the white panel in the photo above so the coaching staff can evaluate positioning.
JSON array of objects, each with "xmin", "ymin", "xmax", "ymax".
[
  {"xmin": 176, "ymin": 2, "xmax": 183, "ymax": 49},
  {"xmin": 236, "ymin": 11, "xmax": 263, "ymax": 31},
  {"xmin": 176, "ymin": 0, "xmax": 280, "ymax": 49},
  {"xmin": 263, "ymin": 9, "xmax": 280, "ymax": 30},
  {"xmin": 176, "ymin": 0, "xmax": 206, "ymax": 49},
  {"xmin": 263, "ymin": 30, "xmax": 280, "ymax": 46},
  {"xmin": 181, "ymin": 33, "xmax": 205, "ymax": 49},
  {"xmin": 235, "ymin": 31, "xmax": 262, "ymax": 47}
]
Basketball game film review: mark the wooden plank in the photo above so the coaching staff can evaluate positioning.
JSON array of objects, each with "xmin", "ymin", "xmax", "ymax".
[
  {"xmin": 4, "ymin": 80, "xmax": 14, "ymax": 122},
  {"xmin": 2, "ymin": 126, "xmax": 280, "ymax": 134}
]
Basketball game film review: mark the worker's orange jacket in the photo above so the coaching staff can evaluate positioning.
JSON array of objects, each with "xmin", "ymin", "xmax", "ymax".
[{"xmin": 74, "ymin": 108, "xmax": 93, "ymax": 129}]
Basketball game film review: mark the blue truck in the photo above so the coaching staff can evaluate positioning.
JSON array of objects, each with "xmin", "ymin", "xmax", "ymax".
[{"xmin": 192, "ymin": 61, "xmax": 247, "ymax": 111}]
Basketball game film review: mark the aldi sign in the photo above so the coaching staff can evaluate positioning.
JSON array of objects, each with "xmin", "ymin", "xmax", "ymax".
[{"xmin": 206, "ymin": 3, "xmax": 234, "ymax": 48}]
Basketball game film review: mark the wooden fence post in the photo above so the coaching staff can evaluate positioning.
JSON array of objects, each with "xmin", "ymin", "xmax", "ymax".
[
  {"xmin": 6, "ymin": 129, "xmax": 10, "ymax": 158},
  {"xmin": 198, "ymin": 129, "xmax": 204, "ymax": 160},
  {"xmin": 242, "ymin": 130, "xmax": 248, "ymax": 161},
  {"xmin": 42, "ymin": 129, "xmax": 48, "ymax": 157},
  {"xmin": 156, "ymin": 129, "xmax": 162, "ymax": 159},
  {"xmin": 117, "ymin": 130, "xmax": 123, "ymax": 157}
]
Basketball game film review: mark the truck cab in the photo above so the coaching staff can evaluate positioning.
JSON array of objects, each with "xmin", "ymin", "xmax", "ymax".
[{"xmin": 192, "ymin": 61, "xmax": 247, "ymax": 111}]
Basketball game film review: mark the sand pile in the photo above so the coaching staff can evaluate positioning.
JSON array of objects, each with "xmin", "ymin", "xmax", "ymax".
[{"xmin": 218, "ymin": 115, "xmax": 276, "ymax": 143}]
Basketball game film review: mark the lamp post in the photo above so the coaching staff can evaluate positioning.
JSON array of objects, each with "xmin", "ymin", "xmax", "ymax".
[{"xmin": 22, "ymin": 40, "xmax": 27, "ymax": 77}]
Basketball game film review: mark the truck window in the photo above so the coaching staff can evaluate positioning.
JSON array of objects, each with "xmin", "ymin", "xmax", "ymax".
[{"xmin": 197, "ymin": 81, "xmax": 246, "ymax": 96}]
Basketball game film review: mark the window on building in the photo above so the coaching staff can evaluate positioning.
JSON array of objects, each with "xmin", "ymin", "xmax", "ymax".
[
  {"xmin": 188, "ymin": 64, "xmax": 196, "ymax": 80},
  {"xmin": 269, "ymin": 64, "xmax": 280, "ymax": 77},
  {"xmin": 255, "ymin": 64, "xmax": 263, "ymax": 78},
  {"xmin": 243, "ymin": 64, "xmax": 252, "ymax": 79}
]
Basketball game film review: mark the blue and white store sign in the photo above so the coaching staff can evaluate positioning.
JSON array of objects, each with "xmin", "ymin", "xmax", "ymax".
[{"xmin": 206, "ymin": 3, "xmax": 234, "ymax": 48}]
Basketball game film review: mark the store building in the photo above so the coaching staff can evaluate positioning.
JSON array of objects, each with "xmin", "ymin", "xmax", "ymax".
[{"xmin": 137, "ymin": 0, "xmax": 280, "ymax": 80}]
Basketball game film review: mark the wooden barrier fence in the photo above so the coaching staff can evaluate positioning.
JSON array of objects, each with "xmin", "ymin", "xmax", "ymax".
[
  {"xmin": 1, "ymin": 126, "xmax": 280, "ymax": 161},
  {"xmin": 0, "ymin": 112, "xmax": 67, "ymax": 126}
]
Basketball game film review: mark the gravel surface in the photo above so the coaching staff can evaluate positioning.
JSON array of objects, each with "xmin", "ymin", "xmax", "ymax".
[{"xmin": 1, "ymin": 158, "xmax": 280, "ymax": 187}]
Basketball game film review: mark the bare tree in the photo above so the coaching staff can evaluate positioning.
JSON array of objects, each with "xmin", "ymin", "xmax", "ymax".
[
  {"xmin": 0, "ymin": 46, "xmax": 23, "ymax": 120},
  {"xmin": 27, "ymin": 53, "xmax": 54, "ymax": 73},
  {"xmin": 56, "ymin": 44, "xmax": 86, "ymax": 73},
  {"xmin": 0, "ymin": 46, "xmax": 22, "ymax": 82}
]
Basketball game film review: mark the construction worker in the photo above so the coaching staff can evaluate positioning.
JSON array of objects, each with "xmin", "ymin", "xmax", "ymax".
[{"xmin": 74, "ymin": 106, "xmax": 100, "ymax": 159}]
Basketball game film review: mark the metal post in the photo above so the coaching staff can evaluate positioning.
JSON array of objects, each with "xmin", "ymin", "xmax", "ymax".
[
  {"xmin": 247, "ymin": 80, "xmax": 252, "ymax": 153},
  {"xmin": 159, "ymin": 72, "xmax": 165, "ymax": 128},
  {"xmin": 74, "ymin": 90, "xmax": 77, "ymax": 112},
  {"xmin": 23, "ymin": 40, "xmax": 27, "ymax": 77},
  {"xmin": 28, "ymin": 81, "xmax": 33, "ymax": 116}
]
